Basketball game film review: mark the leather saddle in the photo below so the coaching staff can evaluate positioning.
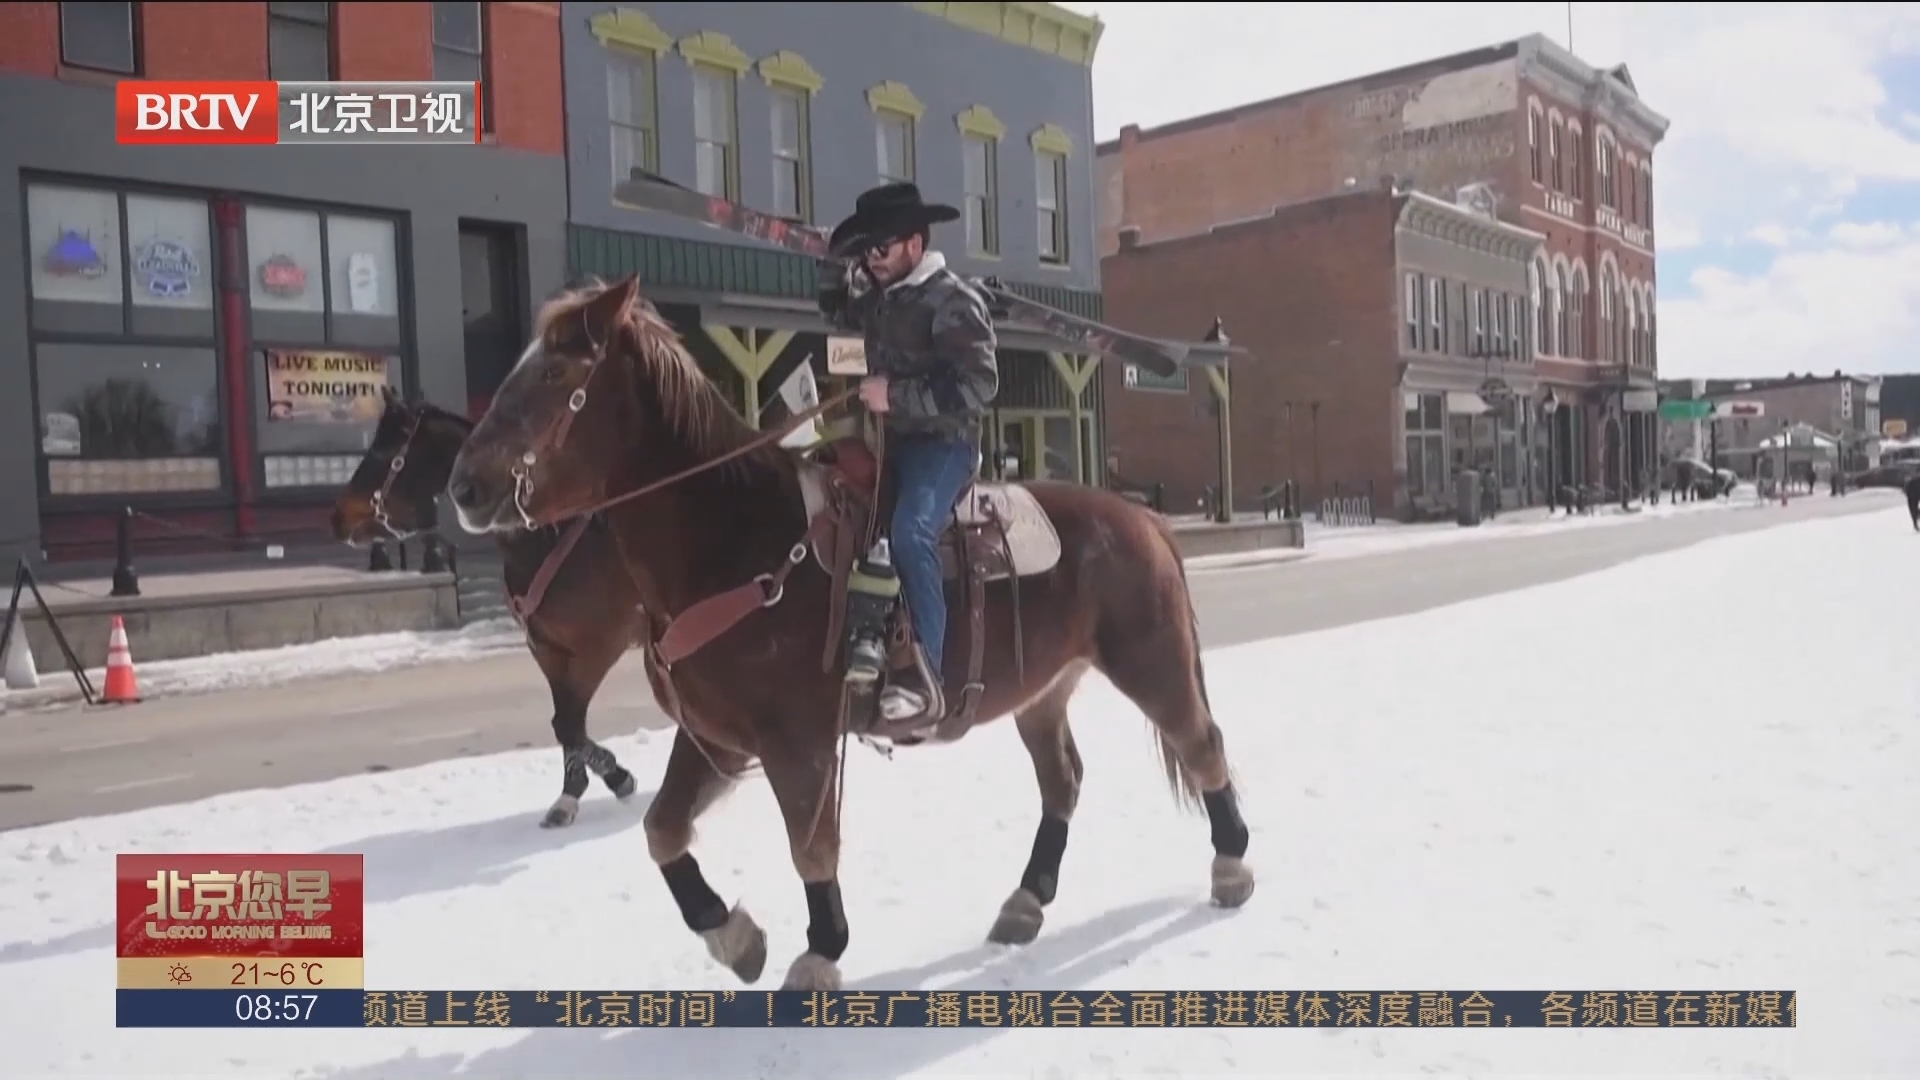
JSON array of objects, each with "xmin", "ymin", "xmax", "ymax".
[{"xmin": 796, "ymin": 436, "xmax": 1063, "ymax": 741}]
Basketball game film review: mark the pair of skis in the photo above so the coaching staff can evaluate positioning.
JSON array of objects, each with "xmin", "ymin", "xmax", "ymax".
[{"xmin": 610, "ymin": 170, "xmax": 1236, "ymax": 379}]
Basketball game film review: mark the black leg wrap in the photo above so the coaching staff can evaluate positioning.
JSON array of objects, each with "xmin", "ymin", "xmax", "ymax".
[
  {"xmin": 659, "ymin": 854, "xmax": 728, "ymax": 934},
  {"xmin": 803, "ymin": 880, "xmax": 849, "ymax": 962},
  {"xmin": 560, "ymin": 748, "xmax": 590, "ymax": 799},
  {"xmin": 1202, "ymin": 787, "xmax": 1250, "ymax": 859},
  {"xmin": 578, "ymin": 742, "xmax": 618, "ymax": 775},
  {"xmin": 1018, "ymin": 816, "xmax": 1071, "ymax": 905}
]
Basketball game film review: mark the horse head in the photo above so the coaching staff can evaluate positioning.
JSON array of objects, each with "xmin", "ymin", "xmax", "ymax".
[
  {"xmin": 446, "ymin": 275, "xmax": 776, "ymax": 535},
  {"xmin": 331, "ymin": 384, "xmax": 472, "ymax": 546}
]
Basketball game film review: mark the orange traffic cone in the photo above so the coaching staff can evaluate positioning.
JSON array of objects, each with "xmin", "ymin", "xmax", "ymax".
[{"xmin": 102, "ymin": 615, "xmax": 141, "ymax": 705}]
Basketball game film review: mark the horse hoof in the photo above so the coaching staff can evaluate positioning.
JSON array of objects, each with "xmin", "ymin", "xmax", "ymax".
[
  {"xmin": 701, "ymin": 905, "xmax": 768, "ymax": 985},
  {"xmin": 986, "ymin": 887, "xmax": 1045, "ymax": 945},
  {"xmin": 606, "ymin": 769, "xmax": 638, "ymax": 801},
  {"xmin": 539, "ymin": 795, "xmax": 581, "ymax": 829},
  {"xmin": 780, "ymin": 952, "xmax": 843, "ymax": 991},
  {"xmin": 1210, "ymin": 855, "xmax": 1255, "ymax": 909}
]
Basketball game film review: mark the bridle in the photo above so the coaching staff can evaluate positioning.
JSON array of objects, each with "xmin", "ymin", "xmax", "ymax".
[
  {"xmin": 505, "ymin": 307, "xmax": 854, "ymax": 548},
  {"xmin": 368, "ymin": 407, "xmax": 426, "ymax": 540}
]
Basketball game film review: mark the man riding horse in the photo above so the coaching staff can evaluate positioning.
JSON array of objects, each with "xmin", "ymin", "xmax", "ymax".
[{"xmin": 817, "ymin": 182, "xmax": 1000, "ymax": 732}]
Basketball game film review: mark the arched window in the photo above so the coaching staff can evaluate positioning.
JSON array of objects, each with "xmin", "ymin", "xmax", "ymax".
[
  {"xmin": 1531, "ymin": 257, "xmax": 1548, "ymax": 349},
  {"xmin": 1550, "ymin": 260, "xmax": 1568, "ymax": 356},
  {"xmin": 1617, "ymin": 281, "xmax": 1632, "ymax": 364},
  {"xmin": 1598, "ymin": 265, "xmax": 1616, "ymax": 362},
  {"xmin": 1641, "ymin": 162, "xmax": 1654, "ymax": 229},
  {"xmin": 1543, "ymin": 259, "xmax": 1559, "ymax": 353},
  {"xmin": 1567, "ymin": 123, "xmax": 1585, "ymax": 201},
  {"xmin": 1645, "ymin": 288, "xmax": 1657, "ymax": 366},
  {"xmin": 1597, "ymin": 132, "xmax": 1617, "ymax": 209},
  {"xmin": 1567, "ymin": 265, "xmax": 1588, "ymax": 360},
  {"xmin": 1549, "ymin": 115, "xmax": 1565, "ymax": 190},
  {"xmin": 1528, "ymin": 104, "xmax": 1543, "ymax": 183},
  {"xmin": 1542, "ymin": 260, "xmax": 1562, "ymax": 356}
]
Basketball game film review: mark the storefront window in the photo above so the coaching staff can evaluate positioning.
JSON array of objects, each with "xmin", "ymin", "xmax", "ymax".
[
  {"xmin": 245, "ymin": 204, "xmax": 406, "ymax": 482},
  {"xmin": 27, "ymin": 181, "xmax": 224, "ymax": 496},
  {"xmin": 125, "ymin": 194, "xmax": 214, "ymax": 338},
  {"xmin": 27, "ymin": 184, "xmax": 124, "ymax": 334},
  {"xmin": 1403, "ymin": 392, "xmax": 1446, "ymax": 500},
  {"xmin": 36, "ymin": 343, "xmax": 222, "ymax": 495},
  {"xmin": 325, "ymin": 214, "xmax": 401, "ymax": 346},
  {"xmin": 246, "ymin": 205, "xmax": 326, "ymax": 342}
]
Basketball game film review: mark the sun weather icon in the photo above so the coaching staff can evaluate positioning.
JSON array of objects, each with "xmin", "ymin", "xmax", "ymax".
[{"xmin": 166, "ymin": 963, "xmax": 192, "ymax": 985}]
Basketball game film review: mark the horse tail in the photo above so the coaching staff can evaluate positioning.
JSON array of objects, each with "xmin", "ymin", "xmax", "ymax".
[{"xmin": 1142, "ymin": 509, "xmax": 1222, "ymax": 813}]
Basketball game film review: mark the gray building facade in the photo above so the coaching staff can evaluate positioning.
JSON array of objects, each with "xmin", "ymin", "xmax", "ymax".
[
  {"xmin": 0, "ymin": 1, "xmax": 567, "ymax": 563},
  {"xmin": 561, "ymin": 1, "xmax": 1114, "ymax": 484}
]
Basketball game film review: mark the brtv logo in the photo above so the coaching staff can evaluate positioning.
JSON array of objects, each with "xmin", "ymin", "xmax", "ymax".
[{"xmin": 115, "ymin": 81, "xmax": 280, "ymax": 145}]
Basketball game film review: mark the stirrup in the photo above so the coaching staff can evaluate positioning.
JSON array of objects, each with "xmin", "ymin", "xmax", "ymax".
[{"xmin": 878, "ymin": 684, "xmax": 932, "ymax": 723}]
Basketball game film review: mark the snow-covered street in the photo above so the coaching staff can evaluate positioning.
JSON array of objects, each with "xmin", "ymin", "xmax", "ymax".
[{"xmin": 2, "ymin": 504, "xmax": 1915, "ymax": 1077}]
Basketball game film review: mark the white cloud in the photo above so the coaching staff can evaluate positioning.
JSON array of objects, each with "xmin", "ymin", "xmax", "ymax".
[
  {"xmin": 1747, "ymin": 224, "xmax": 1804, "ymax": 248},
  {"xmin": 1065, "ymin": 1, "xmax": 1920, "ymax": 377},
  {"xmin": 1661, "ymin": 236, "xmax": 1920, "ymax": 379}
]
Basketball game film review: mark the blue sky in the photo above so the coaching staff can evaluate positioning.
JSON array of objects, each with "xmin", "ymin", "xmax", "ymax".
[{"xmin": 1071, "ymin": 2, "xmax": 1920, "ymax": 379}]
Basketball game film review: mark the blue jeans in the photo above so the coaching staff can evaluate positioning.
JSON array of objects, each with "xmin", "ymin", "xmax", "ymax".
[{"xmin": 887, "ymin": 432, "xmax": 980, "ymax": 681}]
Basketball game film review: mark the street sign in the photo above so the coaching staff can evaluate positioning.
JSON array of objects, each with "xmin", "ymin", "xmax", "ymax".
[
  {"xmin": 1659, "ymin": 399, "xmax": 1713, "ymax": 421},
  {"xmin": 1884, "ymin": 418, "xmax": 1908, "ymax": 438},
  {"xmin": 1714, "ymin": 400, "xmax": 1765, "ymax": 419}
]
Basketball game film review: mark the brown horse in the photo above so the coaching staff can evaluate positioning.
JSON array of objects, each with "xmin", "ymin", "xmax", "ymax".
[
  {"xmin": 445, "ymin": 277, "xmax": 1253, "ymax": 990},
  {"xmin": 331, "ymin": 386, "xmax": 669, "ymax": 828}
]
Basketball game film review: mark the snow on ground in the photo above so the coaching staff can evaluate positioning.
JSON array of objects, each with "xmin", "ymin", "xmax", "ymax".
[{"xmin": 3, "ymin": 506, "xmax": 1916, "ymax": 1078}]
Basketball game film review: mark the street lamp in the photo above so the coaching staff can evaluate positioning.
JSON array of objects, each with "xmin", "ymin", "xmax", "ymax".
[{"xmin": 1541, "ymin": 388, "xmax": 1562, "ymax": 512}]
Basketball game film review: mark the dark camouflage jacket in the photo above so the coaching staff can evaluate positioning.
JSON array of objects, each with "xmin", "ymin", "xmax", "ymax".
[{"xmin": 825, "ymin": 252, "xmax": 998, "ymax": 442}]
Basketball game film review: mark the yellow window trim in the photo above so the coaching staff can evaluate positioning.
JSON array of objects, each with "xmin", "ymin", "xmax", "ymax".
[
  {"xmin": 866, "ymin": 80, "xmax": 926, "ymax": 120},
  {"xmin": 956, "ymin": 104, "xmax": 1006, "ymax": 141},
  {"xmin": 1030, "ymin": 123, "xmax": 1073, "ymax": 156},
  {"xmin": 757, "ymin": 50, "xmax": 823, "ymax": 93},
  {"xmin": 587, "ymin": 7, "xmax": 671, "ymax": 54},
  {"xmin": 676, "ymin": 30, "xmax": 752, "ymax": 74}
]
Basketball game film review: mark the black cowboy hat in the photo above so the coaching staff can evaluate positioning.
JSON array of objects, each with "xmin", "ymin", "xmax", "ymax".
[{"xmin": 828, "ymin": 182, "xmax": 960, "ymax": 257}]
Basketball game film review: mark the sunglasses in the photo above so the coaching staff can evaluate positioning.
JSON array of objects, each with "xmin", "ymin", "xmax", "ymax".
[{"xmin": 861, "ymin": 236, "xmax": 907, "ymax": 261}]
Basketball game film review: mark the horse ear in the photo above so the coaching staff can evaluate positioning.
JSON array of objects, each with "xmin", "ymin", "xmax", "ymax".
[
  {"xmin": 381, "ymin": 384, "xmax": 401, "ymax": 409},
  {"xmin": 582, "ymin": 275, "xmax": 640, "ymax": 338}
]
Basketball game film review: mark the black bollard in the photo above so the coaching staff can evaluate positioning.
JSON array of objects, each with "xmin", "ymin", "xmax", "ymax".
[
  {"xmin": 368, "ymin": 538, "xmax": 394, "ymax": 572},
  {"xmin": 110, "ymin": 506, "xmax": 140, "ymax": 598}
]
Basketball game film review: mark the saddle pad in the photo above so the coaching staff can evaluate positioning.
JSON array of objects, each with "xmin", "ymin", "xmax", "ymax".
[{"xmin": 955, "ymin": 483, "xmax": 1062, "ymax": 577}]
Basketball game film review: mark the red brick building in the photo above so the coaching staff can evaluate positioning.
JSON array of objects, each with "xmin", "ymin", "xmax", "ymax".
[
  {"xmin": 0, "ymin": 2, "xmax": 566, "ymax": 562},
  {"xmin": 1103, "ymin": 185, "xmax": 1547, "ymax": 519},
  {"xmin": 1098, "ymin": 34, "xmax": 1669, "ymax": 503}
]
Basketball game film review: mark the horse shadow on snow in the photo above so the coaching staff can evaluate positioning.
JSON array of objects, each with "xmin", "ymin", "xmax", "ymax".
[
  {"xmin": 319, "ymin": 896, "xmax": 1230, "ymax": 1080},
  {"xmin": 0, "ymin": 797, "xmax": 649, "ymax": 967}
]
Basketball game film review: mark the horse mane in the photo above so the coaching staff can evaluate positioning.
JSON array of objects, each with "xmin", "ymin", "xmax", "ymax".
[{"xmin": 533, "ymin": 279, "xmax": 787, "ymax": 479}]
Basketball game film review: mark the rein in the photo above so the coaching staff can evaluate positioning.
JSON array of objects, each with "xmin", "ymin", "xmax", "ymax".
[
  {"xmin": 506, "ymin": 328, "xmax": 857, "ymax": 531},
  {"xmin": 579, "ymin": 387, "xmax": 857, "ymax": 521}
]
